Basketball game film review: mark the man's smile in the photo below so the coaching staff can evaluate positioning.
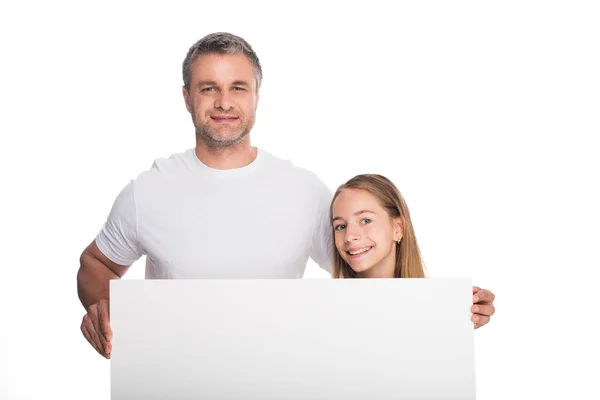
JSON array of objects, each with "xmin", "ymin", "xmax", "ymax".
[{"xmin": 211, "ymin": 115, "xmax": 239, "ymax": 123}]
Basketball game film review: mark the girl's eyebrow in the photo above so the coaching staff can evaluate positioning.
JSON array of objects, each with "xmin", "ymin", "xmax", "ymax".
[{"xmin": 332, "ymin": 209, "xmax": 375, "ymax": 222}]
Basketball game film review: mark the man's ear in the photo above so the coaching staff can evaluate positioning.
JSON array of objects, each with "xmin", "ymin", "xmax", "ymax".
[
  {"xmin": 182, "ymin": 86, "xmax": 192, "ymax": 113},
  {"xmin": 393, "ymin": 217, "xmax": 404, "ymax": 241}
]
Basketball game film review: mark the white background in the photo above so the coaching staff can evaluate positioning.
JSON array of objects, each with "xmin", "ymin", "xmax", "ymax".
[{"xmin": 1, "ymin": 1, "xmax": 598, "ymax": 399}]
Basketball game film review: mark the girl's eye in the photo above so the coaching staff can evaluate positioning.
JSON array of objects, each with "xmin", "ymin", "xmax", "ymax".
[
  {"xmin": 361, "ymin": 218, "xmax": 372, "ymax": 224},
  {"xmin": 334, "ymin": 224, "xmax": 346, "ymax": 231}
]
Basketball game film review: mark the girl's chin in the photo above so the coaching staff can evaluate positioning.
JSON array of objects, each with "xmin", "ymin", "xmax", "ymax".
[{"xmin": 347, "ymin": 262, "xmax": 373, "ymax": 274}]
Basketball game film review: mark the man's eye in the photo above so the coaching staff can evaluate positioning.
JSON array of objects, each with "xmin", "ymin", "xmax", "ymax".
[
  {"xmin": 201, "ymin": 87, "xmax": 215, "ymax": 92},
  {"xmin": 361, "ymin": 218, "xmax": 372, "ymax": 224},
  {"xmin": 334, "ymin": 224, "xmax": 346, "ymax": 231},
  {"xmin": 233, "ymin": 87, "xmax": 246, "ymax": 91}
]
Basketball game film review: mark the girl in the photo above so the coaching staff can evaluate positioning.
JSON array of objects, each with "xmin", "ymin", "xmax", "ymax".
[
  {"xmin": 330, "ymin": 174, "xmax": 495, "ymax": 327},
  {"xmin": 330, "ymin": 174, "xmax": 425, "ymax": 279}
]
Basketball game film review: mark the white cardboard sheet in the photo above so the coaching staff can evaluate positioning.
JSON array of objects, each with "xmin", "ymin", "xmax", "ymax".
[{"xmin": 110, "ymin": 278, "xmax": 475, "ymax": 399}]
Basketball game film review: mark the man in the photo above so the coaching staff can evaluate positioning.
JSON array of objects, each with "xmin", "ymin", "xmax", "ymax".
[{"xmin": 78, "ymin": 32, "xmax": 496, "ymax": 359}]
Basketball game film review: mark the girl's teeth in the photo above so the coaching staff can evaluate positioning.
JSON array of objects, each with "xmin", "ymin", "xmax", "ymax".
[{"xmin": 349, "ymin": 247, "xmax": 371, "ymax": 255}]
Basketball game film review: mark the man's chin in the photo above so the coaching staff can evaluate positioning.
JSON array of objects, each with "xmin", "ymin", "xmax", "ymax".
[{"xmin": 197, "ymin": 131, "xmax": 248, "ymax": 147}]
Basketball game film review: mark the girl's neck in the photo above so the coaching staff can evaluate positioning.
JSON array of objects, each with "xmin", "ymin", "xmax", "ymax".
[{"xmin": 356, "ymin": 256, "xmax": 396, "ymax": 278}]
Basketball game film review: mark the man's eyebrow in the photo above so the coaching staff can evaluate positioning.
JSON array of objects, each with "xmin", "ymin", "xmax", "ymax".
[
  {"xmin": 231, "ymin": 80, "xmax": 250, "ymax": 86},
  {"xmin": 332, "ymin": 209, "xmax": 375, "ymax": 222},
  {"xmin": 197, "ymin": 80, "xmax": 217, "ymax": 87}
]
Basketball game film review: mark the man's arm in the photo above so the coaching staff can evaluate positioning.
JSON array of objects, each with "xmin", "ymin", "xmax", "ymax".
[
  {"xmin": 78, "ymin": 240, "xmax": 129, "ymax": 309},
  {"xmin": 309, "ymin": 177, "xmax": 335, "ymax": 274},
  {"xmin": 78, "ymin": 240, "xmax": 131, "ymax": 359},
  {"xmin": 79, "ymin": 180, "xmax": 142, "ymax": 358}
]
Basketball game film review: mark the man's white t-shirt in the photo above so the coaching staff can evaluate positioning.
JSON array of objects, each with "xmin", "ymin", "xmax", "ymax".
[{"xmin": 95, "ymin": 148, "xmax": 334, "ymax": 278}]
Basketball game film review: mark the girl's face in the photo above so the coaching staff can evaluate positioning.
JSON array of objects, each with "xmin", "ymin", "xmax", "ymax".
[{"xmin": 331, "ymin": 188, "xmax": 403, "ymax": 278}]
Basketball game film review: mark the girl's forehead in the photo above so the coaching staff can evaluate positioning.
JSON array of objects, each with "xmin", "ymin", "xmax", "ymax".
[{"xmin": 334, "ymin": 189, "xmax": 383, "ymax": 212}]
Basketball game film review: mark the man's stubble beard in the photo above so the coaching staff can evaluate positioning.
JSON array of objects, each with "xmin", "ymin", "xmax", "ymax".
[{"xmin": 195, "ymin": 114, "xmax": 255, "ymax": 149}]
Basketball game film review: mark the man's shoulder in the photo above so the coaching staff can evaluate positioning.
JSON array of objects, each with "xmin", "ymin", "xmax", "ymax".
[
  {"xmin": 134, "ymin": 148, "xmax": 197, "ymax": 183},
  {"xmin": 148, "ymin": 148, "xmax": 197, "ymax": 174},
  {"xmin": 260, "ymin": 149, "xmax": 323, "ymax": 185}
]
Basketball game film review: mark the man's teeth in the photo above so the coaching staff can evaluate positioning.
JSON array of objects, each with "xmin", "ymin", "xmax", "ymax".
[{"xmin": 349, "ymin": 247, "xmax": 371, "ymax": 255}]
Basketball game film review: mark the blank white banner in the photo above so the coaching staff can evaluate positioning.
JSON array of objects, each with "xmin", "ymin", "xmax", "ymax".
[{"xmin": 110, "ymin": 278, "xmax": 475, "ymax": 399}]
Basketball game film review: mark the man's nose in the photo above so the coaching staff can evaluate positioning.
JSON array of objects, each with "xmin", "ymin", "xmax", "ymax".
[{"xmin": 215, "ymin": 91, "xmax": 233, "ymax": 111}]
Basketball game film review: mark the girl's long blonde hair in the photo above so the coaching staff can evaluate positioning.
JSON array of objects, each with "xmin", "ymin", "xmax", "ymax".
[{"xmin": 329, "ymin": 174, "xmax": 426, "ymax": 279}]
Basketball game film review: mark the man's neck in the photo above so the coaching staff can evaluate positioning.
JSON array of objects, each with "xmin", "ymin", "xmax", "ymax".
[{"xmin": 195, "ymin": 140, "xmax": 257, "ymax": 170}]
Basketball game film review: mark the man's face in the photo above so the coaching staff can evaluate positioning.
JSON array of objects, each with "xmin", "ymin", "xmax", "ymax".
[{"xmin": 183, "ymin": 54, "xmax": 259, "ymax": 148}]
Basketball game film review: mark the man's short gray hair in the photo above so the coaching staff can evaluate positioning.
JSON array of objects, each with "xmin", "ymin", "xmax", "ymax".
[{"xmin": 182, "ymin": 32, "xmax": 263, "ymax": 91}]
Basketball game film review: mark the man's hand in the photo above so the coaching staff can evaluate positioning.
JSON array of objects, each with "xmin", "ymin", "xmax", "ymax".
[
  {"xmin": 81, "ymin": 299, "xmax": 112, "ymax": 358},
  {"xmin": 471, "ymin": 286, "xmax": 495, "ymax": 329}
]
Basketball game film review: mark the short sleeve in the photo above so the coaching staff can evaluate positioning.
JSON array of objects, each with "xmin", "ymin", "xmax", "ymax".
[
  {"xmin": 95, "ymin": 180, "xmax": 144, "ymax": 266},
  {"xmin": 309, "ymin": 178, "xmax": 334, "ymax": 274}
]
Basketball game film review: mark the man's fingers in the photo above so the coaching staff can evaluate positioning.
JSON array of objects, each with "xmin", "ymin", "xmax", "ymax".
[
  {"xmin": 471, "ymin": 288, "xmax": 495, "ymax": 329},
  {"xmin": 98, "ymin": 300, "xmax": 112, "ymax": 356},
  {"xmin": 83, "ymin": 314, "xmax": 106, "ymax": 355},
  {"xmin": 88, "ymin": 305, "xmax": 107, "ymax": 346},
  {"xmin": 471, "ymin": 314, "xmax": 490, "ymax": 326},
  {"xmin": 98, "ymin": 300, "xmax": 113, "ymax": 342},
  {"xmin": 471, "ymin": 304, "xmax": 495, "ymax": 317},
  {"xmin": 480, "ymin": 289, "xmax": 496, "ymax": 304},
  {"xmin": 81, "ymin": 321, "xmax": 101, "ymax": 354},
  {"xmin": 81, "ymin": 316, "xmax": 105, "ymax": 356},
  {"xmin": 81, "ymin": 301, "xmax": 113, "ymax": 359},
  {"xmin": 84, "ymin": 304, "xmax": 104, "ymax": 348},
  {"xmin": 473, "ymin": 288, "xmax": 495, "ymax": 304}
]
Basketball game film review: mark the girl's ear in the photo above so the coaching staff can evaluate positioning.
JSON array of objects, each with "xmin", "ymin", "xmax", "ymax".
[{"xmin": 393, "ymin": 217, "xmax": 404, "ymax": 242}]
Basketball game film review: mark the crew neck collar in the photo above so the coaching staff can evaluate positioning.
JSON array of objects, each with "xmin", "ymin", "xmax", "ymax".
[{"xmin": 190, "ymin": 147, "xmax": 265, "ymax": 178}]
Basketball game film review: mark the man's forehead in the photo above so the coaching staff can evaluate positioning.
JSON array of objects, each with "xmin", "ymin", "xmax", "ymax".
[
  {"xmin": 190, "ymin": 54, "xmax": 257, "ymax": 84},
  {"xmin": 192, "ymin": 54, "xmax": 254, "ymax": 72}
]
